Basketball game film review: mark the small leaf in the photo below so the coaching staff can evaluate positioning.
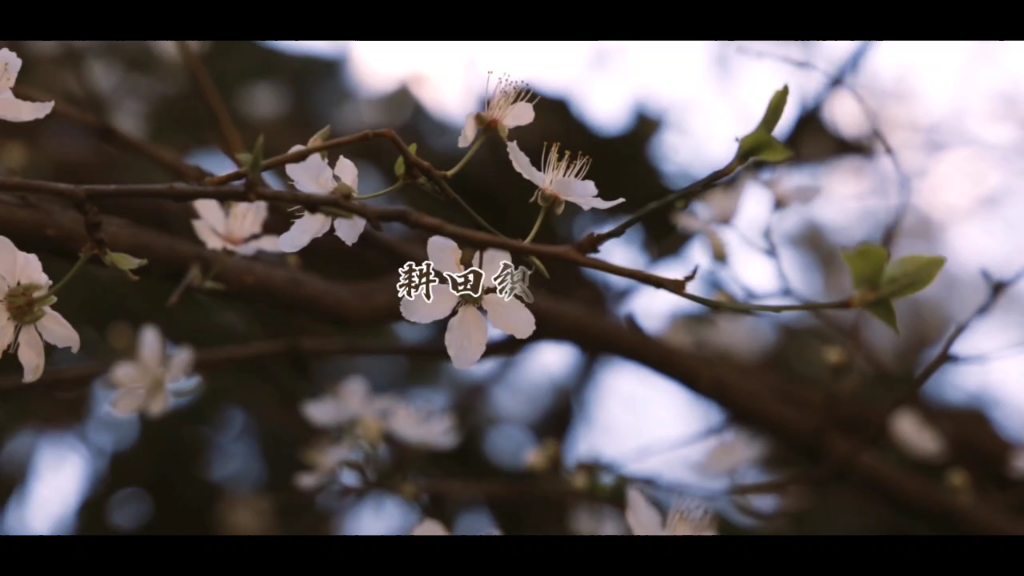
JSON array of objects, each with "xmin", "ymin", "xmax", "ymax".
[
  {"xmin": 394, "ymin": 142, "xmax": 418, "ymax": 178},
  {"xmin": 526, "ymin": 255, "xmax": 550, "ymax": 280},
  {"xmin": 235, "ymin": 152, "xmax": 252, "ymax": 166},
  {"xmin": 865, "ymin": 298, "xmax": 899, "ymax": 333},
  {"xmin": 308, "ymin": 125, "xmax": 331, "ymax": 148},
  {"xmin": 200, "ymin": 280, "xmax": 227, "ymax": 291},
  {"xmin": 842, "ymin": 243, "xmax": 889, "ymax": 292},
  {"xmin": 757, "ymin": 85, "xmax": 789, "ymax": 134},
  {"xmin": 736, "ymin": 131, "xmax": 794, "ymax": 165},
  {"xmin": 248, "ymin": 134, "xmax": 265, "ymax": 177},
  {"xmin": 101, "ymin": 251, "xmax": 148, "ymax": 281},
  {"xmin": 880, "ymin": 255, "xmax": 947, "ymax": 299}
]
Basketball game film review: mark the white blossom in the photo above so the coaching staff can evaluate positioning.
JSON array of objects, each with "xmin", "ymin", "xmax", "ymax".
[
  {"xmin": 459, "ymin": 73, "xmax": 537, "ymax": 148},
  {"xmin": 190, "ymin": 200, "xmax": 280, "ymax": 254},
  {"xmin": 506, "ymin": 141, "xmax": 624, "ymax": 213},
  {"xmin": 399, "ymin": 236, "xmax": 536, "ymax": 369},
  {"xmin": 0, "ymin": 236, "xmax": 80, "ymax": 383},
  {"xmin": 300, "ymin": 375, "xmax": 461, "ymax": 451},
  {"xmin": 293, "ymin": 438, "xmax": 364, "ymax": 492},
  {"xmin": 410, "ymin": 517, "xmax": 450, "ymax": 536},
  {"xmin": 701, "ymin": 430, "xmax": 769, "ymax": 476},
  {"xmin": 624, "ymin": 485, "xmax": 718, "ymax": 536},
  {"xmin": 107, "ymin": 323, "xmax": 198, "ymax": 418},
  {"xmin": 0, "ymin": 48, "xmax": 54, "ymax": 123},
  {"xmin": 410, "ymin": 517, "xmax": 503, "ymax": 536},
  {"xmin": 886, "ymin": 405, "xmax": 949, "ymax": 465},
  {"xmin": 280, "ymin": 145, "xmax": 365, "ymax": 251}
]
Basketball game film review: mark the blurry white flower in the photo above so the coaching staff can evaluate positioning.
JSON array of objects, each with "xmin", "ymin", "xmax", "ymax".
[
  {"xmin": 701, "ymin": 430, "xmax": 769, "ymax": 476},
  {"xmin": 507, "ymin": 141, "xmax": 624, "ymax": 213},
  {"xmin": 107, "ymin": 324, "xmax": 197, "ymax": 418},
  {"xmin": 459, "ymin": 73, "xmax": 537, "ymax": 147},
  {"xmin": 300, "ymin": 375, "xmax": 394, "ymax": 430},
  {"xmin": 300, "ymin": 375, "xmax": 461, "ymax": 451},
  {"xmin": 0, "ymin": 48, "xmax": 54, "ymax": 122},
  {"xmin": 386, "ymin": 403, "xmax": 461, "ymax": 451},
  {"xmin": 0, "ymin": 236, "xmax": 80, "ymax": 383},
  {"xmin": 191, "ymin": 200, "xmax": 280, "ymax": 255},
  {"xmin": 293, "ymin": 438, "xmax": 364, "ymax": 492},
  {"xmin": 411, "ymin": 517, "xmax": 450, "ymax": 535},
  {"xmin": 568, "ymin": 502, "xmax": 628, "ymax": 535},
  {"xmin": 400, "ymin": 236, "xmax": 535, "ymax": 369},
  {"xmin": 625, "ymin": 485, "xmax": 718, "ymax": 536},
  {"xmin": 280, "ymin": 144, "xmax": 365, "ymax": 251},
  {"xmin": 886, "ymin": 405, "xmax": 949, "ymax": 465},
  {"xmin": 410, "ymin": 516, "xmax": 503, "ymax": 536}
]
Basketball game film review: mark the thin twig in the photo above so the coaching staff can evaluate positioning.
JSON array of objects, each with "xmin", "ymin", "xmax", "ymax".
[
  {"xmin": 0, "ymin": 177, "xmax": 860, "ymax": 315},
  {"xmin": 176, "ymin": 41, "xmax": 246, "ymax": 164},
  {"xmin": 13, "ymin": 86, "xmax": 208, "ymax": 182}
]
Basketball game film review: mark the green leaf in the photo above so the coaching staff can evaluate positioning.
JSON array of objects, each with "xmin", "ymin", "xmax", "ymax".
[
  {"xmin": 394, "ymin": 142, "xmax": 418, "ymax": 178},
  {"xmin": 248, "ymin": 134, "xmax": 265, "ymax": 177},
  {"xmin": 308, "ymin": 125, "xmax": 331, "ymax": 147},
  {"xmin": 880, "ymin": 255, "xmax": 947, "ymax": 299},
  {"xmin": 757, "ymin": 85, "xmax": 789, "ymax": 134},
  {"xmin": 101, "ymin": 251, "xmax": 148, "ymax": 281},
  {"xmin": 865, "ymin": 298, "xmax": 899, "ymax": 333},
  {"xmin": 736, "ymin": 131, "xmax": 794, "ymax": 165},
  {"xmin": 235, "ymin": 152, "xmax": 252, "ymax": 166},
  {"xmin": 734, "ymin": 85, "xmax": 794, "ymax": 165},
  {"xmin": 841, "ymin": 243, "xmax": 889, "ymax": 292}
]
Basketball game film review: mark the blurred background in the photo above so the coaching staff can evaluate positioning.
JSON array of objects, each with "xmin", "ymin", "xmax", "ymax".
[{"xmin": 1, "ymin": 40, "xmax": 1023, "ymax": 535}]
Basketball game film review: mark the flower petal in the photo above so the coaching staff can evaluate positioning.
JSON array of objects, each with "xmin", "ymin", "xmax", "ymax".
[
  {"xmin": 481, "ymin": 249, "xmax": 512, "ymax": 288},
  {"xmin": 333, "ymin": 155, "xmax": 359, "ymax": 192},
  {"xmin": 399, "ymin": 288, "xmax": 457, "ymax": 324},
  {"xmin": 0, "ymin": 90, "xmax": 54, "ymax": 123},
  {"xmin": 145, "ymin": 390, "xmax": 171, "ymax": 418},
  {"xmin": 15, "ymin": 251, "xmax": 49, "ymax": 288},
  {"xmin": 332, "ymin": 216, "xmax": 366, "ymax": 246},
  {"xmin": 293, "ymin": 469, "xmax": 330, "ymax": 492},
  {"xmin": 16, "ymin": 326, "xmax": 45, "ymax": 383},
  {"xmin": 0, "ymin": 311, "xmax": 15, "ymax": 353},
  {"xmin": 562, "ymin": 194, "xmax": 626, "ymax": 211},
  {"xmin": 482, "ymin": 294, "xmax": 535, "ymax": 338},
  {"xmin": 411, "ymin": 518, "xmax": 450, "ymax": 536},
  {"xmin": 551, "ymin": 177, "xmax": 598, "ymax": 199},
  {"xmin": 35, "ymin": 308, "xmax": 80, "ymax": 352},
  {"xmin": 444, "ymin": 305, "xmax": 488, "ymax": 369},
  {"xmin": 336, "ymin": 375, "xmax": 375, "ymax": 417},
  {"xmin": 137, "ymin": 324, "xmax": 165, "ymax": 373},
  {"xmin": 279, "ymin": 212, "xmax": 332, "ymax": 253},
  {"xmin": 426, "ymin": 235, "xmax": 462, "ymax": 275},
  {"xmin": 625, "ymin": 486, "xmax": 665, "ymax": 536},
  {"xmin": 236, "ymin": 235, "xmax": 281, "ymax": 255},
  {"xmin": 458, "ymin": 114, "xmax": 478, "ymax": 148},
  {"xmin": 501, "ymin": 102, "xmax": 535, "ymax": 129},
  {"xmin": 226, "ymin": 201, "xmax": 268, "ymax": 241},
  {"xmin": 0, "ymin": 235, "xmax": 19, "ymax": 286},
  {"xmin": 0, "ymin": 49, "xmax": 23, "ymax": 91},
  {"xmin": 166, "ymin": 344, "xmax": 196, "ymax": 383},
  {"xmin": 386, "ymin": 405, "xmax": 461, "ymax": 451},
  {"xmin": 191, "ymin": 219, "xmax": 226, "ymax": 251},
  {"xmin": 300, "ymin": 396, "xmax": 349, "ymax": 429},
  {"xmin": 112, "ymin": 389, "xmax": 147, "ymax": 416},
  {"xmin": 109, "ymin": 360, "xmax": 148, "ymax": 390},
  {"xmin": 284, "ymin": 147, "xmax": 336, "ymax": 195},
  {"xmin": 192, "ymin": 199, "xmax": 227, "ymax": 234},
  {"xmin": 506, "ymin": 141, "xmax": 547, "ymax": 189}
]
